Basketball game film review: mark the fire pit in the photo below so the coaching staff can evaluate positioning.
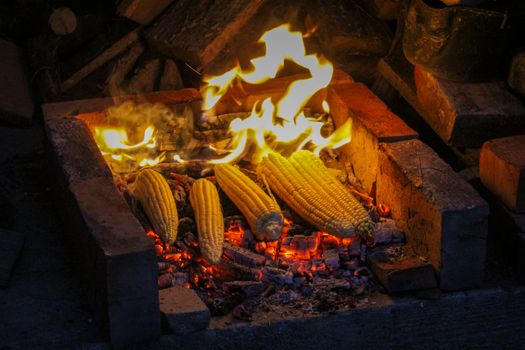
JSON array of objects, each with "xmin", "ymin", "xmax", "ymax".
[{"xmin": 42, "ymin": 25, "xmax": 488, "ymax": 348}]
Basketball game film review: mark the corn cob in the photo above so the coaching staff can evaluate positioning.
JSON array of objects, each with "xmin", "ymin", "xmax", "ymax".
[
  {"xmin": 290, "ymin": 150, "xmax": 374, "ymax": 238},
  {"xmin": 189, "ymin": 178, "xmax": 224, "ymax": 265},
  {"xmin": 131, "ymin": 169, "xmax": 179, "ymax": 243},
  {"xmin": 259, "ymin": 151, "xmax": 374, "ymax": 239},
  {"xmin": 214, "ymin": 163, "xmax": 283, "ymax": 241}
]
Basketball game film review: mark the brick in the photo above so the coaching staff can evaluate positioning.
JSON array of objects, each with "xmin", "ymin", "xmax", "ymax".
[
  {"xmin": 145, "ymin": 0, "xmax": 266, "ymax": 70},
  {"xmin": 0, "ymin": 229, "xmax": 25, "ymax": 287},
  {"xmin": 0, "ymin": 39, "xmax": 34, "ymax": 126},
  {"xmin": 45, "ymin": 117, "xmax": 112, "ymax": 183},
  {"xmin": 377, "ymin": 139, "xmax": 489, "ymax": 290},
  {"xmin": 327, "ymin": 81, "xmax": 418, "ymax": 193},
  {"xmin": 117, "ymin": 0, "xmax": 174, "ymax": 25},
  {"xmin": 415, "ymin": 66, "xmax": 525, "ymax": 147},
  {"xmin": 160, "ymin": 286, "xmax": 210, "ymax": 335},
  {"xmin": 59, "ymin": 176, "xmax": 159, "ymax": 347},
  {"xmin": 368, "ymin": 245, "xmax": 436, "ymax": 293},
  {"xmin": 480, "ymin": 135, "xmax": 525, "ymax": 213}
]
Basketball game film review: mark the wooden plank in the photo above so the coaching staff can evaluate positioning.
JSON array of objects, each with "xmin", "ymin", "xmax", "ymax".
[
  {"xmin": 106, "ymin": 42, "xmax": 145, "ymax": 96},
  {"xmin": 0, "ymin": 39, "xmax": 34, "ymax": 126},
  {"xmin": 117, "ymin": 0, "xmax": 174, "ymax": 25},
  {"xmin": 145, "ymin": 0, "xmax": 266, "ymax": 70},
  {"xmin": 159, "ymin": 59, "xmax": 184, "ymax": 91}
]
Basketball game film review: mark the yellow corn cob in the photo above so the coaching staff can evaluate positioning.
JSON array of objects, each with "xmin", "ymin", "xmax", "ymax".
[
  {"xmin": 131, "ymin": 169, "xmax": 178, "ymax": 243},
  {"xmin": 290, "ymin": 150, "xmax": 374, "ymax": 238},
  {"xmin": 214, "ymin": 163, "xmax": 283, "ymax": 241},
  {"xmin": 259, "ymin": 151, "xmax": 374, "ymax": 239},
  {"xmin": 189, "ymin": 178, "xmax": 224, "ymax": 265}
]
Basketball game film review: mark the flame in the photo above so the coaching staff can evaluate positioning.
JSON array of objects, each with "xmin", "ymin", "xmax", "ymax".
[{"xmin": 201, "ymin": 24, "xmax": 351, "ymax": 164}]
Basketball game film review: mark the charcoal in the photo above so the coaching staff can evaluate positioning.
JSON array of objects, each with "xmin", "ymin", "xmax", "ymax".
[
  {"xmin": 178, "ymin": 217, "xmax": 195, "ymax": 234},
  {"xmin": 348, "ymin": 237, "xmax": 361, "ymax": 256},
  {"xmin": 262, "ymin": 266, "xmax": 294, "ymax": 286},
  {"xmin": 232, "ymin": 304, "xmax": 253, "ymax": 321},
  {"xmin": 240, "ymin": 229, "xmax": 255, "ymax": 248},
  {"xmin": 293, "ymin": 276, "xmax": 307, "ymax": 288},
  {"xmin": 223, "ymin": 281, "xmax": 265, "ymax": 297},
  {"xmin": 158, "ymin": 262, "xmax": 172, "ymax": 272},
  {"xmin": 223, "ymin": 242, "xmax": 266, "ymax": 267},
  {"xmin": 172, "ymin": 272, "xmax": 189, "ymax": 286},
  {"xmin": 372, "ymin": 218, "xmax": 405, "ymax": 245},
  {"xmin": 323, "ymin": 249, "xmax": 340, "ymax": 270},
  {"xmin": 344, "ymin": 258, "xmax": 360, "ymax": 271},
  {"xmin": 218, "ymin": 259, "xmax": 263, "ymax": 281},
  {"xmin": 276, "ymin": 290, "xmax": 299, "ymax": 304},
  {"xmin": 158, "ymin": 273, "xmax": 173, "ymax": 289}
]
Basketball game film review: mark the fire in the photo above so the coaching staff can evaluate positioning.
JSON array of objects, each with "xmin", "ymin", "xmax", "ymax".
[{"xmin": 201, "ymin": 24, "xmax": 352, "ymax": 164}]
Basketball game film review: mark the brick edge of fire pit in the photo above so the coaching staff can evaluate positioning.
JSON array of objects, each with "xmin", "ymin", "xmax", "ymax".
[{"xmin": 44, "ymin": 116, "xmax": 161, "ymax": 348}]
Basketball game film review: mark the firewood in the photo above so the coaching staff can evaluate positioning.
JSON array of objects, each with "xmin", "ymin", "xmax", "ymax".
[
  {"xmin": 127, "ymin": 58, "xmax": 162, "ymax": 94},
  {"xmin": 262, "ymin": 266, "xmax": 294, "ymax": 286},
  {"xmin": 106, "ymin": 42, "xmax": 145, "ymax": 96},
  {"xmin": 223, "ymin": 242, "xmax": 266, "ymax": 267},
  {"xmin": 159, "ymin": 59, "xmax": 184, "ymax": 91},
  {"xmin": 118, "ymin": 0, "xmax": 174, "ymax": 25},
  {"xmin": 145, "ymin": 0, "xmax": 266, "ymax": 69},
  {"xmin": 217, "ymin": 258, "xmax": 263, "ymax": 281}
]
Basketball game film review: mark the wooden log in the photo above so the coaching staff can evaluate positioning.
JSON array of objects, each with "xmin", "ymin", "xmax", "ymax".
[
  {"xmin": 48, "ymin": 7, "xmax": 77, "ymax": 35},
  {"xmin": 480, "ymin": 135, "xmax": 525, "ymax": 213},
  {"xmin": 414, "ymin": 66, "xmax": 525, "ymax": 147},
  {"xmin": 117, "ymin": 0, "xmax": 174, "ymax": 25},
  {"xmin": 223, "ymin": 242, "xmax": 266, "ymax": 267},
  {"xmin": 127, "ymin": 58, "xmax": 161, "ymax": 94},
  {"xmin": 0, "ymin": 38, "xmax": 34, "ymax": 126},
  {"xmin": 145, "ymin": 0, "xmax": 266, "ymax": 70},
  {"xmin": 159, "ymin": 59, "xmax": 184, "ymax": 91},
  {"xmin": 307, "ymin": 0, "xmax": 391, "ymax": 61},
  {"xmin": 106, "ymin": 42, "xmax": 144, "ymax": 96},
  {"xmin": 61, "ymin": 26, "xmax": 142, "ymax": 92},
  {"xmin": 508, "ymin": 50, "xmax": 525, "ymax": 97},
  {"xmin": 217, "ymin": 258, "xmax": 263, "ymax": 281}
]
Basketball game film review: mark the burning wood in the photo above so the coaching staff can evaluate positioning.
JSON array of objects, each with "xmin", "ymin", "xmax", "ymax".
[{"xmin": 223, "ymin": 242, "xmax": 266, "ymax": 267}]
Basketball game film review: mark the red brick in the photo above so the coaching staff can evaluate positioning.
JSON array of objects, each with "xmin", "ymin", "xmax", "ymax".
[
  {"xmin": 480, "ymin": 135, "xmax": 525, "ymax": 213},
  {"xmin": 327, "ymin": 80, "xmax": 417, "ymax": 193}
]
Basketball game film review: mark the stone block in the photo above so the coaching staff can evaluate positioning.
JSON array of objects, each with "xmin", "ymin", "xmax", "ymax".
[
  {"xmin": 368, "ymin": 245, "xmax": 436, "ymax": 293},
  {"xmin": 0, "ymin": 229, "xmax": 25, "ymax": 287},
  {"xmin": 160, "ymin": 286, "xmax": 210, "ymax": 335},
  {"xmin": 377, "ymin": 139, "xmax": 489, "ymax": 290},
  {"xmin": 0, "ymin": 38, "xmax": 34, "ymax": 126},
  {"xmin": 45, "ymin": 117, "xmax": 112, "ymax": 183},
  {"xmin": 60, "ymin": 176, "xmax": 159, "ymax": 347},
  {"xmin": 327, "ymin": 81, "xmax": 417, "ymax": 193},
  {"xmin": 415, "ymin": 66, "xmax": 525, "ymax": 147},
  {"xmin": 480, "ymin": 135, "xmax": 525, "ymax": 213}
]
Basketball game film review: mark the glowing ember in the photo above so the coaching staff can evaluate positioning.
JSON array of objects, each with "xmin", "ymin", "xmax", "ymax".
[{"xmin": 201, "ymin": 24, "xmax": 352, "ymax": 164}]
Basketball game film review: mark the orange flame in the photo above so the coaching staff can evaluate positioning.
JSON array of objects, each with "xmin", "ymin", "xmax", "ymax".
[{"xmin": 201, "ymin": 24, "xmax": 352, "ymax": 164}]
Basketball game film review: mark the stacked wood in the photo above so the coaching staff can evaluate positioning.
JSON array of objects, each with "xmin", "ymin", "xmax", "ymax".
[
  {"xmin": 117, "ymin": 0, "xmax": 174, "ymax": 25},
  {"xmin": 145, "ymin": 0, "xmax": 266, "ymax": 70}
]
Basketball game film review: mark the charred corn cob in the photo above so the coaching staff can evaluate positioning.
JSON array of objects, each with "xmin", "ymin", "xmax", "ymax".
[
  {"xmin": 189, "ymin": 178, "xmax": 224, "ymax": 265},
  {"xmin": 259, "ymin": 151, "xmax": 374, "ymax": 238},
  {"xmin": 215, "ymin": 163, "xmax": 283, "ymax": 241},
  {"xmin": 131, "ymin": 169, "xmax": 179, "ymax": 243}
]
